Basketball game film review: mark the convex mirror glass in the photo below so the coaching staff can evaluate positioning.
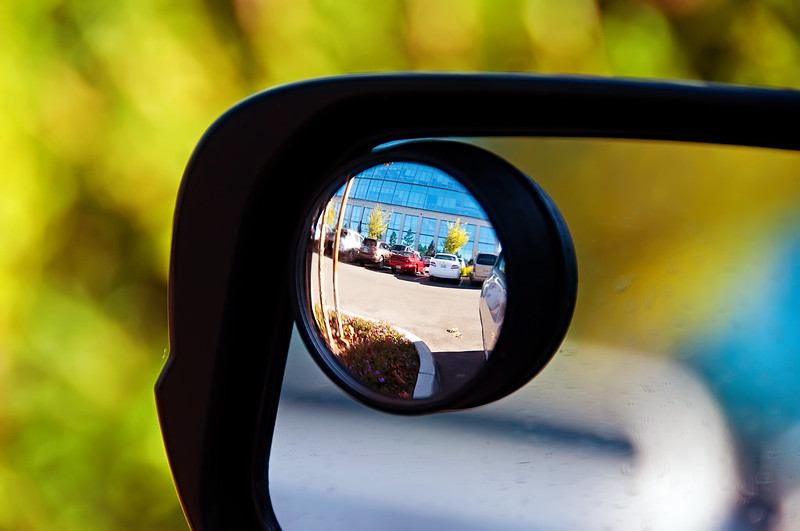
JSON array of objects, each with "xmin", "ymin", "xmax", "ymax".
[
  {"xmin": 296, "ymin": 139, "xmax": 576, "ymax": 414},
  {"xmin": 305, "ymin": 159, "xmax": 503, "ymax": 401}
]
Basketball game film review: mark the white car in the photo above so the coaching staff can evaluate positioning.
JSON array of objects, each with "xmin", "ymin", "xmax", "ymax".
[
  {"xmin": 428, "ymin": 253, "xmax": 463, "ymax": 282},
  {"xmin": 325, "ymin": 227, "xmax": 363, "ymax": 262}
]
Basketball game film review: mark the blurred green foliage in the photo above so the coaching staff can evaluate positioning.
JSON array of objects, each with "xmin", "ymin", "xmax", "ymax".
[{"xmin": 1, "ymin": 0, "xmax": 799, "ymax": 528}]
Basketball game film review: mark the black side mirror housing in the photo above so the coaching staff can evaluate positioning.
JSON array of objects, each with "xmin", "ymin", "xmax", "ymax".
[{"xmin": 156, "ymin": 73, "xmax": 800, "ymax": 529}]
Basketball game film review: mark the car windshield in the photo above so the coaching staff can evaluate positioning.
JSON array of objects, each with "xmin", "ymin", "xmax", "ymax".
[{"xmin": 433, "ymin": 254, "xmax": 456, "ymax": 261}]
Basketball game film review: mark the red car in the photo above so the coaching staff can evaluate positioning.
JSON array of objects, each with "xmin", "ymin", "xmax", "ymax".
[{"xmin": 390, "ymin": 250, "xmax": 425, "ymax": 275}]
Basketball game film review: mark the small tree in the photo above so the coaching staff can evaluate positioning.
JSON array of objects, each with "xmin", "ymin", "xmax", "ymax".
[
  {"xmin": 388, "ymin": 231, "xmax": 398, "ymax": 246},
  {"xmin": 325, "ymin": 202, "xmax": 337, "ymax": 227},
  {"xmin": 443, "ymin": 218, "xmax": 469, "ymax": 255},
  {"xmin": 366, "ymin": 203, "xmax": 391, "ymax": 239}
]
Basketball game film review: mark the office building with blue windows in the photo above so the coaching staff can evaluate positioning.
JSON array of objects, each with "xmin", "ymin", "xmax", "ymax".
[{"xmin": 332, "ymin": 161, "xmax": 501, "ymax": 260}]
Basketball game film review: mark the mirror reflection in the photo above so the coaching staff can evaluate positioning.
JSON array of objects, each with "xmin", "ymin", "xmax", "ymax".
[{"xmin": 307, "ymin": 161, "xmax": 502, "ymax": 399}]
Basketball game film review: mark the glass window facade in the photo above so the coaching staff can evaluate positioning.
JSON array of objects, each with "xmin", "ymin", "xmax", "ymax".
[
  {"xmin": 329, "ymin": 162, "xmax": 501, "ymax": 256},
  {"xmin": 401, "ymin": 215, "xmax": 418, "ymax": 248},
  {"xmin": 385, "ymin": 212, "xmax": 403, "ymax": 245},
  {"xmin": 461, "ymin": 224, "xmax": 477, "ymax": 260},
  {"xmin": 335, "ymin": 162, "xmax": 489, "ymax": 220},
  {"xmin": 477, "ymin": 226, "xmax": 499, "ymax": 254},
  {"xmin": 437, "ymin": 222, "xmax": 451, "ymax": 253},
  {"xmin": 418, "ymin": 217, "xmax": 437, "ymax": 255},
  {"xmin": 335, "ymin": 204, "xmax": 364, "ymax": 232}
]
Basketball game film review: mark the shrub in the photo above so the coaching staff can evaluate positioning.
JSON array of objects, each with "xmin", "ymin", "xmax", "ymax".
[{"xmin": 317, "ymin": 310, "xmax": 420, "ymax": 398}]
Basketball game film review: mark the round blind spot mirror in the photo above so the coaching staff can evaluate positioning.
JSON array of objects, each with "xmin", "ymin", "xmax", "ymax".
[
  {"xmin": 295, "ymin": 140, "xmax": 577, "ymax": 414},
  {"xmin": 307, "ymin": 160, "xmax": 503, "ymax": 401}
]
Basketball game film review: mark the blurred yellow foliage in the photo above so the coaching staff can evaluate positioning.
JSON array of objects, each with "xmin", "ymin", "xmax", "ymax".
[{"xmin": 484, "ymin": 138, "xmax": 800, "ymax": 353}]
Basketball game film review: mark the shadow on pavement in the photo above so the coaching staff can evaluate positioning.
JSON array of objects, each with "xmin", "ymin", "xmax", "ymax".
[{"xmin": 432, "ymin": 350, "xmax": 486, "ymax": 396}]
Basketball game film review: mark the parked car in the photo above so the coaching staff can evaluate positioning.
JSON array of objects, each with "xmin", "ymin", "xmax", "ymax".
[
  {"xmin": 390, "ymin": 244, "xmax": 412, "ymax": 253},
  {"xmin": 469, "ymin": 252, "xmax": 499, "ymax": 286},
  {"xmin": 478, "ymin": 253, "xmax": 506, "ymax": 359},
  {"xmin": 389, "ymin": 250, "xmax": 425, "ymax": 275},
  {"xmin": 357, "ymin": 238, "xmax": 392, "ymax": 268},
  {"xmin": 421, "ymin": 254, "xmax": 432, "ymax": 274},
  {"xmin": 325, "ymin": 227, "xmax": 363, "ymax": 262},
  {"xmin": 428, "ymin": 253, "xmax": 463, "ymax": 283}
]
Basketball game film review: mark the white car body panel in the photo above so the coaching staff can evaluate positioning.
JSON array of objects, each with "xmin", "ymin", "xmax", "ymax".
[{"xmin": 270, "ymin": 327, "xmax": 740, "ymax": 531}]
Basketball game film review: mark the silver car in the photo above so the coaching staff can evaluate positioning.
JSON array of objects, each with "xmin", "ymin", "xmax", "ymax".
[
  {"xmin": 478, "ymin": 253, "xmax": 506, "ymax": 359},
  {"xmin": 469, "ymin": 252, "xmax": 498, "ymax": 286}
]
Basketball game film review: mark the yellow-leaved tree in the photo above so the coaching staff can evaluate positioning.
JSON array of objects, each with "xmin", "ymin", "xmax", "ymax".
[
  {"xmin": 443, "ymin": 219, "xmax": 469, "ymax": 255},
  {"xmin": 366, "ymin": 204, "xmax": 391, "ymax": 239}
]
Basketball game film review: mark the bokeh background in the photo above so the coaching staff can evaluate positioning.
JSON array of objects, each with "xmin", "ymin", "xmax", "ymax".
[{"xmin": 2, "ymin": 0, "xmax": 800, "ymax": 529}]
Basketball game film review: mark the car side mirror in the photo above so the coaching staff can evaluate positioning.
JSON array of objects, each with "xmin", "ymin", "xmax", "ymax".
[
  {"xmin": 294, "ymin": 138, "xmax": 576, "ymax": 413},
  {"xmin": 155, "ymin": 73, "xmax": 800, "ymax": 529}
]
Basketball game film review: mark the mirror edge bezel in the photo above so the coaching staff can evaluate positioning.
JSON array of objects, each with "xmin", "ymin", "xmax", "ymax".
[{"xmin": 292, "ymin": 139, "xmax": 578, "ymax": 414}]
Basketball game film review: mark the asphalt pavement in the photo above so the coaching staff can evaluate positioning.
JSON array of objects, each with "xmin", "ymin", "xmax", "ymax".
[{"xmin": 309, "ymin": 255, "xmax": 487, "ymax": 390}]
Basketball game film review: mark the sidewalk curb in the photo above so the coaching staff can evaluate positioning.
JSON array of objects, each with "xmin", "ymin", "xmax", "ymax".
[
  {"xmin": 322, "ymin": 308, "xmax": 437, "ymax": 399},
  {"xmin": 410, "ymin": 339, "xmax": 437, "ymax": 399},
  {"xmin": 388, "ymin": 325, "xmax": 437, "ymax": 399}
]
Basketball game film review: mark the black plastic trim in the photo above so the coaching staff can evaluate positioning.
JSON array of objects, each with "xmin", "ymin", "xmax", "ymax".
[{"xmin": 155, "ymin": 73, "xmax": 800, "ymax": 530}]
